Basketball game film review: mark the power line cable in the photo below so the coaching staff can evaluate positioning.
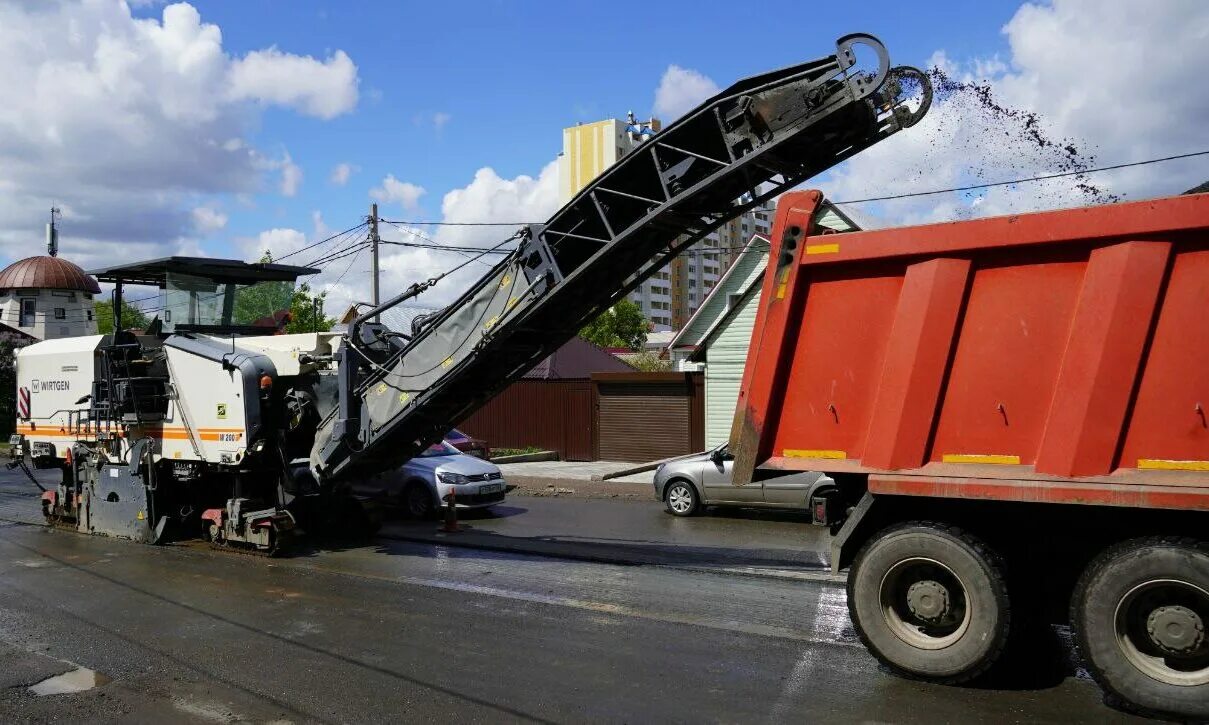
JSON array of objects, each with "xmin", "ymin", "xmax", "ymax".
[
  {"xmin": 381, "ymin": 219, "xmax": 535, "ymax": 227},
  {"xmin": 831, "ymin": 149, "xmax": 1209, "ymax": 205}
]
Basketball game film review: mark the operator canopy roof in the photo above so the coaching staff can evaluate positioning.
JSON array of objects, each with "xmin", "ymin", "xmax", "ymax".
[{"xmin": 89, "ymin": 256, "xmax": 318, "ymax": 287}]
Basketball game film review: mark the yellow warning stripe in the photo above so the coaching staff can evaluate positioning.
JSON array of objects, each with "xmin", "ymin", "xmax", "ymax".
[
  {"xmin": 783, "ymin": 449, "xmax": 846, "ymax": 460},
  {"xmin": 942, "ymin": 453, "xmax": 1021, "ymax": 465},
  {"xmin": 1138, "ymin": 458, "xmax": 1209, "ymax": 471},
  {"xmin": 775, "ymin": 267, "xmax": 791, "ymax": 300},
  {"xmin": 805, "ymin": 243, "xmax": 840, "ymax": 255}
]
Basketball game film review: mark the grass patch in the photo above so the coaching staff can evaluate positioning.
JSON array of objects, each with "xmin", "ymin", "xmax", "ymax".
[{"xmin": 492, "ymin": 446, "xmax": 543, "ymax": 457}]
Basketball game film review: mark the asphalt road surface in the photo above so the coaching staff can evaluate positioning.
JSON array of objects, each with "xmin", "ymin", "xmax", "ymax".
[{"xmin": 0, "ymin": 472, "xmax": 1151, "ymax": 724}]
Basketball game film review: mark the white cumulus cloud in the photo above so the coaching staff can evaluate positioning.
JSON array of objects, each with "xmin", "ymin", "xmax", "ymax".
[
  {"xmin": 278, "ymin": 153, "xmax": 303, "ymax": 197},
  {"xmin": 0, "ymin": 1, "xmax": 359, "ymax": 269},
  {"xmin": 318, "ymin": 161, "xmax": 559, "ymax": 315},
  {"xmin": 191, "ymin": 205, "xmax": 228, "ymax": 233},
  {"xmin": 227, "ymin": 48, "xmax": 359, "ymax": 120},
  {"xmin": 819, "ymin": 0, "xmax": 1209, "ymax": 225},
  {"xmin": 329, "ymin": 162, "xmax": 356, "ymax": 186},
  {"xmin": 653, "ymin": 65, "xmax": 720, "ymax": 121},
  {"xmin": 370, "ymin": 175, "xmax": 426, "ymax": 211}
]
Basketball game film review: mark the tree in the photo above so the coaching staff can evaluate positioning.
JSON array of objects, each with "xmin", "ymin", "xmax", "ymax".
[
  {"xmin": 578, "ymin": 299, "xmax": 650, "ymax": 350},
  {"xmin": 284, "ymin": 282, "xmax": 335, "ymax": 333},
  {"xmin": 233, "ymin": 252, "xmax": 334, "ymax": 332},
  {"xmin": 626, "ymin": 349, "xmax": 672, "ymax": 372},
  {"xmin": 94, "ymin": 299, "xmax": 150, "ymax": 334},
  {"xmin": 0, "ymin": 333, "xmax": 33, "ymax": 436}
]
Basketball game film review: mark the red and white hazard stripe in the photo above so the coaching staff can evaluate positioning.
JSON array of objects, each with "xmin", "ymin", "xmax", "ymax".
[{"xmin": 17, "ymin": 386, "xmax": 29, "ymax": 420}]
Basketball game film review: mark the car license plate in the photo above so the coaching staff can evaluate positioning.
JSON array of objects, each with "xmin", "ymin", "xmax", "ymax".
[{"xmin": 479, "ymin": 483, "xmax": 503, "ymax": 495}]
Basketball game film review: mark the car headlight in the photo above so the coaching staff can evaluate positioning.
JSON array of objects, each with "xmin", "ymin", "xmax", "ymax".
[{"xmin": 437, "ymin": 472, "xmax": 468, "ymax": 485}]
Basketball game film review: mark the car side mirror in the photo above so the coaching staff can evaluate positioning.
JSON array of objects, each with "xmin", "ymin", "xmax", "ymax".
[{"xmin": 710, "ymin": 450, "xmax": 724, "ymax": 464}]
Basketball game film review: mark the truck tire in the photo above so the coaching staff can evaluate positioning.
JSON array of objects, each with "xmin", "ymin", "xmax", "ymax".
[
  {"xmin": 1071, "ymin": 537, "xmax": 1209, "ymax": 719},
  {"xmin": 847, "ymin": 521, "xmax": 1011, "ymax": 683}
]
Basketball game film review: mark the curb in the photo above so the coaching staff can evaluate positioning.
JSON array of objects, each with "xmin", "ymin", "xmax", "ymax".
[
  {"xmin": 375, "ymin": 529, "xmax": 845, "ymax": 584},
  {"xmin": 504, "ymin": 477, "xmax": 653, "ymax": 498}
]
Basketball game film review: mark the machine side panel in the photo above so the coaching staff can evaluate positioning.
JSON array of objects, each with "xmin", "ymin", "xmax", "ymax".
[
  {"xmin": 163, "ymin": 339, "xmax": 276, "ymax": 464},
  {"xmin": 15, "ymin": 335, "xmax": 103, "ymax": 454}
]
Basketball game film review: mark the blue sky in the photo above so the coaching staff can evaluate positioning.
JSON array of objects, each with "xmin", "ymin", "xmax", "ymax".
[
  {"xmin": 2, "ymin": 1, "xmax": 1205, "ymax": 312},
  {"xmin": 138, "ymin": 0, "xmax": 1024, "ymax": 245}
]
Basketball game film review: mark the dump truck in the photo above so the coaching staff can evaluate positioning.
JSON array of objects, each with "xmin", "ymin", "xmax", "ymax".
[
  {"xmin": 729, "ymin": 189, "xmax": 1209, "ymax": 718},
  {"xmin": 13, "ymin": 33, "xmax": 929, "ymax": 551}
]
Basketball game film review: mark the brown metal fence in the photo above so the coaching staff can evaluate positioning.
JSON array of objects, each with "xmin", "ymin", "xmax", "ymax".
[
  {"xmin": 458, "ymin": 372, "xmax": 704, "ymax": 462},
  {"xmin": 457, "ymin": 379, "xmax": 596, "ymax": 461}
]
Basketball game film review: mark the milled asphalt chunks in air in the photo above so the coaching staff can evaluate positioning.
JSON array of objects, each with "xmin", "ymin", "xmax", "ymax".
[{"xmin": 915, "ymin": 67, "xmax": 1119, "ymax": 207}]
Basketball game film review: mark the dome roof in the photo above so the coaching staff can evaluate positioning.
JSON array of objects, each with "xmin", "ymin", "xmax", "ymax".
[{"xmin": 0, "ymin": 256, "xmax": 101, "ymax": 294}]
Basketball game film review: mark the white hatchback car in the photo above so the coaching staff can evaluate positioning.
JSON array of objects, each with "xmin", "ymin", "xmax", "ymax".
[{"xmin": 351, "ymin": 441, "xmax": 507, "ymax": 518}]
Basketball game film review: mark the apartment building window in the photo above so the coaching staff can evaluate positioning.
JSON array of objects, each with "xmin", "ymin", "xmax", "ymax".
[{"xmin": 688, "ymin": 279, "xmax": 696, "ymax": 287}]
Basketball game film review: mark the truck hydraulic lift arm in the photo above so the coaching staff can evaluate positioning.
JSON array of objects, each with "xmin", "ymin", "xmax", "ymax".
[{"xmin": 311, "ymin": 33, "xmax": 931, "ymax": 483}]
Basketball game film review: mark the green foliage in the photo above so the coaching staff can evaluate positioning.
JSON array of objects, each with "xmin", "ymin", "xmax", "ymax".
[
  {"xmin": 229, "ymin": 252, "xmax": 335, "ymax": 332},
  {"xmin": 578, "ymin": 299, "xmax": 649, "ymax": 350},
  {"xmin": 232, "ymin": 280, "xmax": 294, "ymax": 325},
  {"xmin": 0, "ymin": 334, "xmax": 32, "ymax": 435},
  {"xmin": 284, "ymin": 282, "xmax": 335, "ymax": 333},
  {"xmin": 94, "ymin": 299, "xmax": 149, "ymax": 334},
  {"xmin": 626, "ymin": 349, "xmax": 672, "ymax": 372}
]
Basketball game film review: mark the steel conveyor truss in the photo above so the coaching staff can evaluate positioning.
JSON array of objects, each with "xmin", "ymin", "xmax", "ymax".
[{"xmin": 312, "ymin": 33, "xmax": 931, "ymax": 483}]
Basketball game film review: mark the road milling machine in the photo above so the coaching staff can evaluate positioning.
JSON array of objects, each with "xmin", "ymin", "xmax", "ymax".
[{"xmin": 12, "ymin": 34, "xmax": 931, "ymax": 554}]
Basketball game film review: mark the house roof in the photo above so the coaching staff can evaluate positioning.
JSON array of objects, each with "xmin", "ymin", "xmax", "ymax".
[
  {"xmin": 689, "ymin": 278, "xmax": 763, "ymax": 362},
  {"xmin": 337, "ymin": 302, "xmax": 442, "ymax": 335},
  {"xmin": 524, "ymin": 336, "xmax": 634, "ymax": 379},
  {"xmin": 670, "ymin": 198, "xmax": 864, "ymax": 354},
  {"xmin": 670, "ymin": 234, "xmax": 770, "ymax": 351},
  {"xmin": 0, "ymin": 256, "xmax": 100, "ymax": 294}
]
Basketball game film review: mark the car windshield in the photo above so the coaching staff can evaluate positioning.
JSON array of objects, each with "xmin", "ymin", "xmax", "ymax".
[
  {"xmin": 418, "ymin": 441, "xmax": 460, "ymax": 457},
  {"xmin": 447, "ymin": 429, "xmax": 467, "ymax": 440}
]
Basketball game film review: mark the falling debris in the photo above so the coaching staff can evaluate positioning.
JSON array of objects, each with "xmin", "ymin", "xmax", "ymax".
[{"xmin": 921, "ymin": 67, "xmax": 1120, "ymax": 207}]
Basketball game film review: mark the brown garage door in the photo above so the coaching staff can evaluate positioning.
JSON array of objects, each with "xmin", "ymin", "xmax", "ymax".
[{"xmin": 595, "ymin": 373, "xmax": 701, "ymax": 462}]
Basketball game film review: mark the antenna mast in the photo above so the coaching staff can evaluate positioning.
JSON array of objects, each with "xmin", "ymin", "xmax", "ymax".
[{"xmin": 47, "ymin": 206, "xmax": 61, "ymax": 257}]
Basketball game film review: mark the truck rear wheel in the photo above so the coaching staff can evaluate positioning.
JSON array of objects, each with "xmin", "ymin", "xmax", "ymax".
[
  {"xmin": 1071, "ymin": 537, "xmax": 1209, "ymax": 719},
  {"xmin": 847, "ymin": 522, "xmax": 1011, "ymax": 683}
]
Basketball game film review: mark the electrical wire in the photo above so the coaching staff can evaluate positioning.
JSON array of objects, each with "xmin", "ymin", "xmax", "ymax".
[
  {"xmin": 274, "ymin": 221, "xmax": 369, "ymax": 261},
  {"xmin": 831, "ymin": 150, "xmax": 1209, "ymax": 205},
  {"xmin": 381, "ymin": 219, "xmax": 535, "ymax": 226}
]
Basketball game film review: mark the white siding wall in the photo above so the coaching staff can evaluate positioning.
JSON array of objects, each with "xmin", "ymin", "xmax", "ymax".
[{"xmin": 703, "ymin": 285, "xmax": 762, "ymax": 447}]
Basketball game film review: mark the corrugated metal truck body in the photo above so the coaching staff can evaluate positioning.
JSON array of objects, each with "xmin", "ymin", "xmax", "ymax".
[{"xmin": 729, "ymin": 190, "xmax": 1209, "ymax": 717}]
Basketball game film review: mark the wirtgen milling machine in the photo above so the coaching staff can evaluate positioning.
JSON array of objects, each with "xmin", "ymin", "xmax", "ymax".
[{"xmin": 11, "ymin": 34, "xmax": 930, "ymax": 554}]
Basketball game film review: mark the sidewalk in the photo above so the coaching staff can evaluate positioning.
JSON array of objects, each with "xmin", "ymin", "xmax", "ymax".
[
  {"xmin": 495, "ymin": 459, "xmax": 656, "ymax": 499},
  {"xmin": 378, "ymin": 496, "xmax": 841, "ymax": 582}
]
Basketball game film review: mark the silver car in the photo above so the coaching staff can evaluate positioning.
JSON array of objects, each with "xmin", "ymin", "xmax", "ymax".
[
  {"xmin": 351, "ymin": 441, "xmax": 507, "ymax": 518},
  {"xmin": 653, "ymin": 444, "xmax": 827, "ymax": 516}
]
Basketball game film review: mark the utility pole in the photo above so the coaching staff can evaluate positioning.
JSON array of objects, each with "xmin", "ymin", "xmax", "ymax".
[{"xmin": 369, "ymin": 203, "xmax": 380, "ymax": 313}]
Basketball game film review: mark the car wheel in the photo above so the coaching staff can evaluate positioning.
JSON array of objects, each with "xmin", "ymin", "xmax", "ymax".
[
  {"xmin": 403, "ymin": 482, "xmax": 436, "ymax": 520},
  {"xmin": 847, "ymin": 521, "xmax": 1012, "ymax": 684},
  {"xmin": 664, "ymin": 480, "xmax": 699, "ymax": 517},
  {"xmin": 1071, "ymin": 537, "xmax": 1209, "ymax": 720}
]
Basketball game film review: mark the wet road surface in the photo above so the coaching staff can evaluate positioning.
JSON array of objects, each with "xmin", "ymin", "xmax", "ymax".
[{"xmin": 0, "ymin": 472, "xmax": 1150, "ymax": 723}]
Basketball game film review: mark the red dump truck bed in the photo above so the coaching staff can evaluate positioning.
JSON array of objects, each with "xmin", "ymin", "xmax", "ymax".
[
  {"xmin": 734, "ymin": 190, "xmax": 1209, "ymax": 509},
  {"xmin": 726, "ymin": 190, "xmax": 1209, "ymax": 718}
]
